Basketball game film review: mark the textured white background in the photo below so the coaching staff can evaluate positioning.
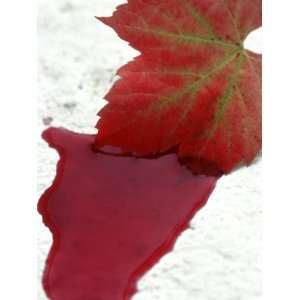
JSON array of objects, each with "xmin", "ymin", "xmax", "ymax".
[{"xmin": 37, "ymin": 1, "xmax": 262, "ymax": 299}]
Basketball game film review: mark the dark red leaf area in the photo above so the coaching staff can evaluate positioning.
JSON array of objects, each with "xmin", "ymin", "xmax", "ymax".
[
  {"xmin": 38, "ymin": 127, "xmax": 218, "ymax": 300},
  {"xmin": 95, "ymin": 0, "xmax": 262, "ymax": 173}
]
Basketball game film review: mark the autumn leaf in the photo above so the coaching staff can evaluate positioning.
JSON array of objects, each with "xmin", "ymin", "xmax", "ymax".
[{"xmin": 94, "ymin": 0, "xmax": 262, "ymax": 173}]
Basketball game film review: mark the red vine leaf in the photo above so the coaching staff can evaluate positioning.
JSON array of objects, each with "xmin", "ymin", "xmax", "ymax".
[{"xmin": 95, "ymin": 0, "xmax": 262, "ymax": 173}]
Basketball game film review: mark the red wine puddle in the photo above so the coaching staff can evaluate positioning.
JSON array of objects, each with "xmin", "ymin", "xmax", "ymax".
[{"xmin": 38, "ymin": 127, "xmax": 219, "ymax": 300}]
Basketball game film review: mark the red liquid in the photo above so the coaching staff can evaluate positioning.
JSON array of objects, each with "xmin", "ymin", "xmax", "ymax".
[{"xmin": 38, "ymin": 127, "xmax": 218, "ymax": 300}]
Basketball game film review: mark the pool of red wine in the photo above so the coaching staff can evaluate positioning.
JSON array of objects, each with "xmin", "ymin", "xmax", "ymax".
[{"xmin": 38, "ymin": 127, "xmax": 218, "ymax": 300}]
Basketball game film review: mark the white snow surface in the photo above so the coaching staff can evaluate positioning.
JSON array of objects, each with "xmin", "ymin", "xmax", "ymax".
[{"xmin": 37, "ymin": 1, "xmax": 262, "ymax": 299}]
